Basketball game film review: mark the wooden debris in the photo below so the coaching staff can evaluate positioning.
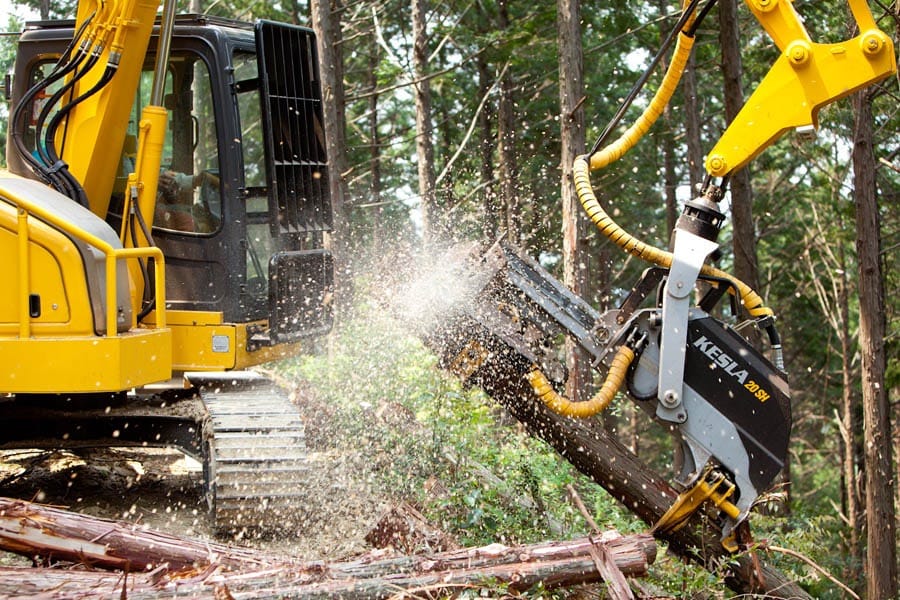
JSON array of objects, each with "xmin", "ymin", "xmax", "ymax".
[
  {"xmin": 0, "ymin": 497, "xmax": 657, "ymax": 598},
  {"xmin": 567, "ymin": 484, "xmax": 634, "ymax": 600},
  {"xmin": 364, "ymin": 501, "xmax": 459, "ymax": 553},
  {"xmin": 0, "ymin": 497, "xmax": 277, "ymax": 572}
]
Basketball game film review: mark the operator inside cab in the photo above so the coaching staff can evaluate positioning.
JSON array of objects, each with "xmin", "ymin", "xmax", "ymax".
[{"xmin": 115, "ymin": 51, "xmax": 222, "ymax": 235}]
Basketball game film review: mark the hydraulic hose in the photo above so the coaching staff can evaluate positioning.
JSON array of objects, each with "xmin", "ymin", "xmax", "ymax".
[
  {"xmin": 577, "ymin": 0, "xmax": 773, "ymax": 319},
  {"xmin": 590, "ymin": 31, "xmax": 695, "ymax": 170},
  {"xmin": 589, "ymin": 0, "xmax": 701, "ymax": 157},
  {"xmin": 10, "ymin": 14, "xmax": 95, "ymax": 183},
  {"xmin": 574, "ymin": 156, "xmax": 773, "ymax": 318},
  {"xmin": 526, "ymin": 343, "xmax": 636, "ymax": 418}
]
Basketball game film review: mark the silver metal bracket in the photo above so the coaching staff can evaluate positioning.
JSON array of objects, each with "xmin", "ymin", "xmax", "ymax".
[{"xmin": 656, "ymin": 229, "xmax": 719, "ymax": 423}]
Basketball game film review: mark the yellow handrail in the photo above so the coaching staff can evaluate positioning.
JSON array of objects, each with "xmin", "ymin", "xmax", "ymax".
[
  {"xmin": 17, "ymin": 208, "xmax": 31, "ymax": 339},
  {"xmin": 8, "ymin": 189, "xmax": 166, "ymax": 337}
]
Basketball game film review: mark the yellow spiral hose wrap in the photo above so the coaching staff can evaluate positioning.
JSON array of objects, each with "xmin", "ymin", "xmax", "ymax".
[
  {"xmin": 590, "ymin": 32, "xmax": 695, "ymax": 171},
  {"xmin": 526, "ymin": 344, "xmax": 636, "ymax": 418},
  {"xmin": 575, "ymin": 156, "xmax": 773, "ymax": 318}
]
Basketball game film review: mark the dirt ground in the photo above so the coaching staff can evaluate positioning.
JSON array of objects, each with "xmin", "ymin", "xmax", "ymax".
[{"xmin": 0, "ymin": 389, "xmax": 391, "ymax": 568}]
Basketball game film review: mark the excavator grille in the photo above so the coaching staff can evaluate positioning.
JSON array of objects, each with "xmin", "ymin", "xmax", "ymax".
[{"xmin": 256, "ymin": 20, "xmax": 332, "ymax": 234}]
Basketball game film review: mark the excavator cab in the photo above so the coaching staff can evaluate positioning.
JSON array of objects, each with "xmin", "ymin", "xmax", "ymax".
[
  {"xmin": 2, "ymin": 15, "xmax": 333, "ymax": 529},
  {"xmin": 6, "ymin": 15, "xmax": 333, "ymax": 373}
]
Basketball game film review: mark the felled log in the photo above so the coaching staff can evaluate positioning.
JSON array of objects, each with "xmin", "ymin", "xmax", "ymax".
[
  {"xmin": 0, "ymin": 497, "xmax": 276, "ymax": 572},
  {"xmin": 0, "ymin": 497, "xmax": 657, "ymax": 599}
]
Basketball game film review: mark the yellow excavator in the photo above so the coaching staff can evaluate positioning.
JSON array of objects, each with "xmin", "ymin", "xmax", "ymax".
[
  {"xmin": 1, "ymin": 0, "xmax": 333, "ymax": 530},
  {"xmin": 1, "ymin": 0, "xmax": 895, "ymax": 546}
]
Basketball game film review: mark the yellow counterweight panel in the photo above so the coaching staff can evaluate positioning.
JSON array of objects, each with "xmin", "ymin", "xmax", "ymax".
[{"xmin": 0, "ymin": 328, "xmax": 171, "ymax": 393}]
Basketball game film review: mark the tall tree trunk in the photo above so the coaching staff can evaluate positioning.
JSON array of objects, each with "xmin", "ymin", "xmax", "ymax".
[
  {"xmin": 837, "ymin": 241, "xmax": 861, "ymax": 571},
  {"xmin": 557, "ymin": 0, "xmax": 591, "ymax": 403},
  {"xmin": 311, "ymin": 0, "xmax": 351, "ymax": 309},
  {"xmin": 852, "ymin": 88, "xmax": 898, "ymax": 600},
  {"xmin": 367, "ymin": 37, "xmax": 383, "ymax": 252},
  {"xmin": 682, "ymin": 52, "xmax": 704, "ymax": 198},
  {"xmin": 497, "ymin": 0, "xmax": 520, "ymax": 246},
  {"xmin": 717, "ymin": 0, "xmax": 759, "ymax": 294},
  {"xmin": 412, "ymin": 0, "xmax": 437, "ymax": 245},
  {"xmin": 437, "ymin": 100, "xmax": 456, "ymax": 221},
  {"xmin": 477, "ymin": 53, "xmax": 498, "ymax": 241},
  {"xmin": 659, "ymin": 0, "xmax": 678, "ymax": 235}
]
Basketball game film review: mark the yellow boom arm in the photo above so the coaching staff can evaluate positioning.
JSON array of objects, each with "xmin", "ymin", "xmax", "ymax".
[
  {"xmin": 705, "ymin": 0, "xmax": 896, "ymax": 177},
  {"xmin": 59, "ymin": 0, "xmax": 163, "ymax": 217}
]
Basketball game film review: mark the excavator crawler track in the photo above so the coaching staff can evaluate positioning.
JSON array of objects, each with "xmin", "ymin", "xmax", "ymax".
[{"xmin": 194, "ymin": 373, "xmax": 310, "ymax": 533}]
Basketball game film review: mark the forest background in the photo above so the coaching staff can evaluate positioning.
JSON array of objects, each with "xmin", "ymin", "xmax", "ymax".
[{"xmin": 0, "ymin": 0, "xmax": 898, "ymax": 598}]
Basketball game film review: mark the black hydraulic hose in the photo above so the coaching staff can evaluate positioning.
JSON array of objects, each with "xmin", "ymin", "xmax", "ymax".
[
  {"xmin": 11, "ymin": 13, "xmax": 95, "ymax": 180},
  {"xmin": 12, "ymin": 43, "xmax": 90, "ymax": 181},
  {"xmin": 764, "ymin": 323, "xmax": 785, "ymax": 373},
  {"xmin": 132, "ymin": 200, "xmax": 158, "ymax": 322},
  {"xmin": 35, "ymin": 48, "xmax": 101, "ymax": 164},
  {"xmin": 589, "ymin": 0, "xmax": 703, "ymax": 157},
  {"xmin": 43, "ymin": 60, "xmax": 118, "ymax": 207},
  {"xmin": 686, "ymin": 0, "xmax": 718, "ymax": 37},
  {"xmin": 129, "ymin": 211, "xmax": 155, "ymax": 322}
]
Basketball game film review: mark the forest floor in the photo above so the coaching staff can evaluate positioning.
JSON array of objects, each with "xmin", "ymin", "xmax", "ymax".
[{"xmin": 0, "ymin": 386, "xmax": 392, "ymax": 568}]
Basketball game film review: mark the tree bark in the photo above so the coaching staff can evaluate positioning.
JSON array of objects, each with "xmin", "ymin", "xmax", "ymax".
[
  {"xmin": 0, "ymin": 497, "xmax": 657, "ymax": 599},
  {"xmin": 497, "ymin": 0, "xmax": 521, "ymax": 246},
  {"xmin": 311, "ymin": 0, "xmax": 352, "ymax": 308},
  {"xmin": 412, "ymin": 0, "xmax": 437, "ymax": 244},
  {"xmin": 557, "ymin": 0, "xmax": 592, "ymax": 403},
  {"xmin": 659, "ymin": 0, "xmax": 678, "ymax": 235},
  {"xmin": 852, "ymin": 88, "xmax": 898, "ymax": 600},
  {"xmin": 837, "ymin": 241, "xmax": 861, "ymax": 569},
  {"xmin": 717, "ymin": 0, "xmax": 760, "ymax": 299},
  {"xmin": 477, "ymin": 52, "xmax": 498, "ymax": 241},
  {"xmin": 682, "ymin": 52, "xmax": 705, "ymax": 197}
]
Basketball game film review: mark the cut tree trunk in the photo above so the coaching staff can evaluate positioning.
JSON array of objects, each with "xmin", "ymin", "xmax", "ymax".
[
  {"xmin": 473, "ymin": 362, "xmax": 810, "ymax": 598},
  {"xmin": 418, "ymin": 286, "xmax": 813, "ymax": 600},
  {"xmin": 0, "ymin": 497, "xmax": 656, "ymax": 599}
]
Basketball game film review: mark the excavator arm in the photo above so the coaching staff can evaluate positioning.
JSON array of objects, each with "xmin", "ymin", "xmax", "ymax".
[
  {"xmin": 706, "ymin": 0, "xmax": 896, "ymax": 177},
  {"xmin": 409, "ymin": 0, "xmax": 897, "ymax": 551}
]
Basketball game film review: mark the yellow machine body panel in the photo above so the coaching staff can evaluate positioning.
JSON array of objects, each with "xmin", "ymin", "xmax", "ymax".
[
  {"xmin": 0, "ymin": 197, "xmax": 92, "ymax": 336},
  {"xmin": 0, "ymin": 176, "xmax": 171, "ymax": 393},
  {"xmin": 0, "ymin": 329, "xmax": 171, "ymax": 393},
  {"xmin": 145, "ymin": 311, "xmax": 304, "ymax": 372}
]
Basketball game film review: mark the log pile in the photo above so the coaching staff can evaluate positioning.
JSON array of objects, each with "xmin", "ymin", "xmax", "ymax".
[{"xmin": 0, "ymin": 497, "xmax": 657, "ymax": 599}]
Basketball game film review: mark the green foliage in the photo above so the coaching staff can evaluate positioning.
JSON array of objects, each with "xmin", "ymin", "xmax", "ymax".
[
  {"xmin": 1, "ymin": 13, "xmax": 25, "ymax": 168},
  {"xmin": 281, "ymin": 296, "xmax": 643, "ymax": 548},
  {"xmin": 753, "ymin": 513, "xmax": 862, "ymax": 598}
]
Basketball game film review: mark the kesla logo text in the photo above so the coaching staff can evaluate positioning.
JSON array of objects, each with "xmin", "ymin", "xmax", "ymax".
[{"xmin": 693, "ymin": 335, "xmax": 749, "ymax": 384}]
